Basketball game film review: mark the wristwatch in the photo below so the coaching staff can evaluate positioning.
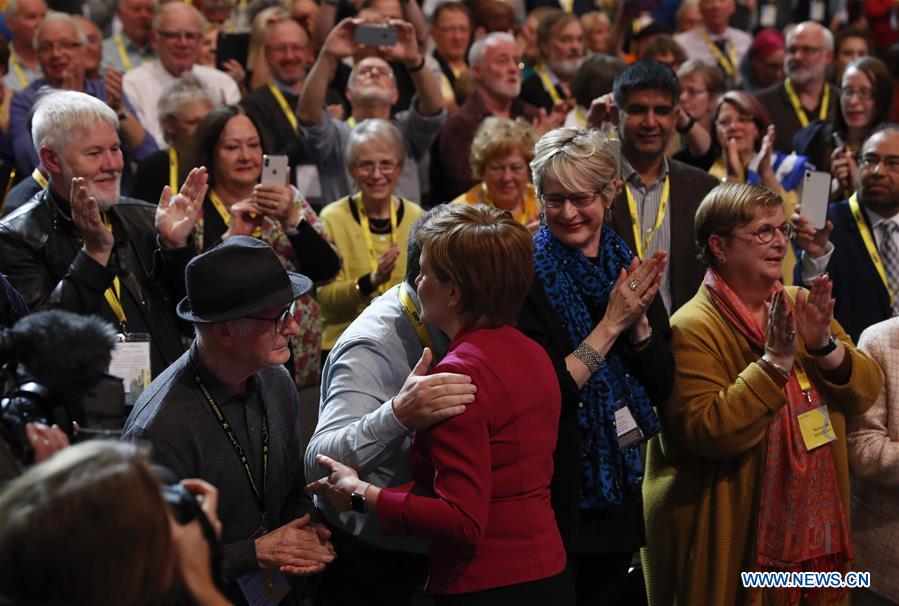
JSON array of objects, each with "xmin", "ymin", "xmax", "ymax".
[
  {"xmin": 350, "ymin": 482, "xmax": 370, "ymax": 514},
  {"xmin": 807, "ymin": 334, "xmax": 838, "ymax": 357}
]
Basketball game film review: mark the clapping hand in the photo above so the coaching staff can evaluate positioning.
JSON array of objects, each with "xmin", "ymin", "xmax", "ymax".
[
  {"xmin": 370, "ymin": 244, "xmax": 399, "ymax": 287},
  {"xmin": 763, "ymin": 289, "xmax": 797, "ymax": 369},
  {"xmin": 222, "ymin": 200, "xmax": 264, "ymax": 239},
  {"xmin": 794, "ymin": 274, "xmax": 835, "ymax": 351},
  {"xmin": 70, "ymin": 177, "xmax": 114, "ymax": 265},
  {"xmin": 156, "ymin": 167, "xmax": 209, "ymax": 249},
  {"xmin": 602, "ymin": 251, "xmax": 667, "ymax": 336}
]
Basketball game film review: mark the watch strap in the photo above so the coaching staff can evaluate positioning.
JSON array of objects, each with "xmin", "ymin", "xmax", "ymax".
[{"xmin": 806, "ymin": 334, "xmax": 838, "ymax": 357}]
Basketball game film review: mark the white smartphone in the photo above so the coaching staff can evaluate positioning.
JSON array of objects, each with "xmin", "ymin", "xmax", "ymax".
[
  {"xmin": 261, "ymin": 155, "xmax": 289, "ymax": 186},
  {"xmin": 800, "ymin": 170, "xmax": 830, "ymax": 230}
]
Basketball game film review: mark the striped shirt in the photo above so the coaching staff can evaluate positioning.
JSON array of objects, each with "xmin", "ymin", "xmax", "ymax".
[{"xmin": 620, "ymin": 155, "xmax": 673, "ymax": 313}]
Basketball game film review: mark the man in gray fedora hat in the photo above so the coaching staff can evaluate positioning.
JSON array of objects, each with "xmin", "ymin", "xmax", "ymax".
[{"xmin": 123, "ymin": 236, "xmax": 335, "ymax": 606}]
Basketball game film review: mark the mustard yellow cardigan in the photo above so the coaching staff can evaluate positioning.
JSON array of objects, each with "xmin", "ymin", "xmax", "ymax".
[{"xmin": 641, "ymin": 285, "xmax": 882, "ymax": 606}]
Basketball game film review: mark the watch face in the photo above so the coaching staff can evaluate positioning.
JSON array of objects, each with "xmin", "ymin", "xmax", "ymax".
[{"xmin": 350, "ymin": 491, "xmax": 367, "ymax": 514}]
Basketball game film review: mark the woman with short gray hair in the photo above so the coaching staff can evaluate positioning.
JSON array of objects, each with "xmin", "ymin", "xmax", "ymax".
[
  {"xmin": 518, "ymin": 127, "xmax": 674, "ymax": 604},
  {"xmin": 132, "ymin": 74, "xmax": 216, "ymax": 204},
  {"xmin": 319, "ymin": 118, "xmax": 422, "ymax": 352}
]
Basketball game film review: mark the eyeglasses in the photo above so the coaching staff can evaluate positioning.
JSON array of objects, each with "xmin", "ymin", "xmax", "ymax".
[
  {"xmin": 540, "ymin": 190, "xmax": 603, "ymax": 209},
  {"xmin": 356, "ymin": 65, "xmax": 394, "ymax": 79},
  {"xmin": 716, "ymin": 114, "xmax": 754, "ymax": 128},
  {"xmin": 245, "ymin": 300, "xmax": 299, "ymax": 332},
  {"xmin": 156, "ymin": 29, "xmax": 203, "ymax": 42},
  {"xmin": 840, "ymin": 87, "xmax": 874, "ymax": 101},
  {"xmin": 786, "ymin": 44, "xmax": 824, "ymax": 56},
  {"xmin": 266, "ymin": 43, "xmax": 307, "ymax": 54},
  {"xmin": 730, "ymin": 222, "xmax": 795, "ymax": 244},
  {"xmin": 354, "ymin": 160, "xmax": 399, "ymax": 176},
  {"xmin": 36, "ymin": 40, "xmax": 83, "ymax": 54},
  {"xmin": 860, "ymin": 154, "xmax": 899, "ymax": 172}
]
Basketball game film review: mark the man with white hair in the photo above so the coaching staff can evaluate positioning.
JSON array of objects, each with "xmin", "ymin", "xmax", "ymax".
[
  {"xmin": 3, "ymin": 0, "xmax": 47, "ymax": 93},
  {"xmin": 432, "ymin": 31, "xmax": 541, "ymax": 201},
  {"xmin": 0, "ymin": 90, "xmax": 206, "ymax": 377},
  {"xmin": 10, "ymin": 12, "xmax": 155, "ymax": 178},
  {"xmin": 518, "ymin": 10, "xmax": 585, "ymax": 112},
  {"xmin": 756, "ymin": 21, "xmax": 837, "ymax": 153},
  {"xmin": 298, "ymin": 17, "xmax": 445, "ymax": 205},
  {"xmin": 124, "ymin": 1, "xmax": 240, "ymax": 145}
]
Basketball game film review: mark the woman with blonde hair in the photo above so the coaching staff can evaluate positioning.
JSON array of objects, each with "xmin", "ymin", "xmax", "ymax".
[{"xmin": 451, "ymin": 117, "xmax": 539, "ymax": 232}]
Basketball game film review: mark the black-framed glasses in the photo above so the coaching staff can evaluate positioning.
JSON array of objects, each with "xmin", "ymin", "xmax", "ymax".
[
  {"xmin": 245, "ymin": 300, "xmax": 299, "ymax": 332},
  {"xmin": 840, "ymin": 87, "xmax": 874, "ymax": 101},
  {"xmin": 540, "ymin": 190, "xmax": 603, "ymax": 209},
  {"xmin": 730, "ymin": 222, "xmax": 795, "ymax": 244},
  {"xmin": 354, "ymin": 160, "xmax": 399, "ymax": 176},
  {"xmin": 860, "ymin": 154, "xmax": 899, "ymax": 172}
]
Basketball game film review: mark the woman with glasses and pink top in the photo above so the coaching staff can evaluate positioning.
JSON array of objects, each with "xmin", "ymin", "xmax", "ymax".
[
  {"xmin": 318, "ymin": 119, "xmax": 424, "ymax": 353},
  {"xmin": 516, "ymin": 128, "xmax": 674, "ymax": 605},
  {"xmin": 641, "ymin": 182, "xmax": 881, "ymax": 605}
]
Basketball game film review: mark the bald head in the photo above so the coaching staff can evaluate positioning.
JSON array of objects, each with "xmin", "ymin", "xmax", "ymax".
[{"xmin": 784, "ymin": 21, "xmax": 833, "ymax": 86}]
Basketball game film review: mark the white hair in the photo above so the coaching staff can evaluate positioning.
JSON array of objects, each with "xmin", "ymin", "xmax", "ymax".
[
  {"xmin": 468, "ymin": 31, "xmax": 516, "ymax": 68},
  {"xmin": 152, "ymin": 1, "xmax": 206, "ymax": 33},
  {"xmin": 32, "ymin": 90, "xmax": 118, "ymax": 154},
  {"xmin": 343, "ymin": 118, "xmax": 405, "ymax": 169},
  {"xmin": 785, "ymin": 21, "xmax": 834, "ymax": 52},
  {"xmin": 33, "ymin": 11, "xmax": 87, "ymax": 51},
  {"xmin": 157, "ymin": 73, "xmax": 217, "ymax": 139}
]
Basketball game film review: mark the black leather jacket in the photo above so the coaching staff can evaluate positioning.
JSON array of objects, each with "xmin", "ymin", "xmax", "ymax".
[{"xmin": 0, "ymin": 188, "xmax": 192, "ymax": 376}]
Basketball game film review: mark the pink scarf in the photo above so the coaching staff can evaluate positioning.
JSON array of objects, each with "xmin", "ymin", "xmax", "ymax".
[{"xmin": 703, "ymin": 268, "xmax": 851, "ymax": 604}]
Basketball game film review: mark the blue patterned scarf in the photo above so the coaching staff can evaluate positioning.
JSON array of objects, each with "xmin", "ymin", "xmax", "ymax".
[{"xmin": 534, "ymin": 226, "xmax": 662, "ymax": 509}]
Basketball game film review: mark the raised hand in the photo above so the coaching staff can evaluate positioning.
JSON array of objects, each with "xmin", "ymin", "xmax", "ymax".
[
  {"xmin": 322, "ymin": 18, "xmax": 361, "ymax": 61},
  {"xmin": 830, "ymin": 146, "xmax": 858, "ymax": 195},
  {"xmin": 156, "ymin": 167, "xmax": 208, "ymax": 249},
  {"xmin": 222, "ymin": 200, "xmax": 265, "ymax": 239},
  {"xmin": 70, "ymin": 177, "xmax": 114, "ymax": 265},
  {"xmin": 104, "ymin": 67, "xmax": 124, "ymax": 112},
  {"xmin": 763, "ymin": 289, "xmax": 797, "ymax": 370},
  {"xmin": 586, "ymin": 93, "xmax": 617, "ymax": 129},
  {"xmin": 252, "ymin": 183, "xmax": 298, "ymax": 228},
  {"xmin": 794, "ymin": 274, "xmax": 835, "ymax": 351},
  {"xmin": 791, "ymin": 204, "xmax": 833, "ymax": 259},
  {"xmin": 383, "ymin": 19, "xmax": 420, "ymax": 64},
  {"xmin": 602, "ymin": 251, "xmax": 667, "ymax": 336}
]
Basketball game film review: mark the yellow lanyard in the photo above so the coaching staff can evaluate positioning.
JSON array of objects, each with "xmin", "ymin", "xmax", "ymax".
[
  {"xmin": 398, "ymin": 286, "xmax": 433, "ymax": 350},
  {"xmin": 32, "ymin": 168, "xmax": 48, "ymax": 189},
  {"xmin": 267, "ymin": 82, "xmax": 298, "ymax": 132},
  {"xmin": 480, "ymin": 181, "xmax": 528, "ymax": 225},
  {"xmin": 784, "ymin": 78, "xmax": 830, "ymax": 129},
  {"xmin": 793, "ymin": 359, "xmax": 812, "ymax": 392},
  {"xmin": 347, "ymin": 116, "xmax": 357, "ymax": 128},
  {"xmin": 9, "ymin": 54, "xmax": 29, "ymax": 88},
  {"xmin": 168, "ymin": 147, "xmax": 179, "ymax": 192},
  {"xmin": 100, "ymin": 214, "xmax": 126, "ymax": 325},
  {"xmin": 535, "ymin": 65, "xmax": 563, "ymax": 105},
  {"xmin": 625, "ymin": 175, "xmax": 670, "ymax": 259},
  {"xmin": 573, "ymin": 106, "xmax": 587, "ymax": 127},
  {"xmin": 558, "ymin": 0, "xmax": 573, "ymax": 12},
  {"xmin": 115, "ymin": 35, "xmax": 133, "ymax": 71},
  {"xmin": 849, "ymin": 192, "xmax": 893, "ymax": 304},
  {"xmin": 210, "ymin": 190, "xmax": 262, "ymax": 238},
  {"xmin": 698, "ymin": 28, "xmax": 737, "ymax": 77},
  {"xmin": 355, "ymin": 193, "xmax": 398, "ymax": 295}
]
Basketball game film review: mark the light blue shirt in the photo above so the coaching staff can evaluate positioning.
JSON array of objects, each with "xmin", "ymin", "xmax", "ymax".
[{"xmin": 305, "ymin": 282, "xmax": 449, "ymax": 552}]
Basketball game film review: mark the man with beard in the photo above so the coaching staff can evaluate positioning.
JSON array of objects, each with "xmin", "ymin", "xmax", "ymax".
[
  {"xmin": 519, "ymin": 10, "xmax": 584, "ymax": 112},
  {"xmin": 0, "ymin": 91, "xmax": 205, "ymax": 377},
  {"xmin": 592, "ymin": 60, "xmax": 719, "ymax": 314},
  {"xmin": 674, "ymin": 0, "xmax": 751, "ymax": 89},
  {"xmin": 794, "ymin": 125, "xmax": 899, "ymax": 342},
  {"xmin": 298, "ymin": 17, "xmax": 445, "ymax": 205},
  {"xmin": 433, "ymin": 32, "xmax": 547, "ymax": 201},
  {"xmin": 10, "ymin": 12, "xmax": 155, "ymax": 179},
  {"xmin": 756, "ymin": 21, "xmax": 837, "ymax": 153}
]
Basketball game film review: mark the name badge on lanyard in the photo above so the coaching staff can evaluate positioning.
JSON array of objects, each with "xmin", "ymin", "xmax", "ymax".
[
  {"xmin": 797, "ymin": 405, "xmax": 837, "ymax": 450},
  {"xmin": 760, "ymin": 3, "xmax": 777, "ymax": 26},
  {"xmin": 107, "ymin": 332, "xmax": 152, "ymax": 407},
  {"xmin": 809, "ymin": 0, "xmax": 826, "ymax": 22},
  {"xmin": 614, "ymin": 400, "xmax": 644, "ymax": 449}
]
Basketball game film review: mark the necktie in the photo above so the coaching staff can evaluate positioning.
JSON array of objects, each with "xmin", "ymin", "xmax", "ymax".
[{"xmin": 879, "ymin": 221, "xmax": 899, "ymax": 315}]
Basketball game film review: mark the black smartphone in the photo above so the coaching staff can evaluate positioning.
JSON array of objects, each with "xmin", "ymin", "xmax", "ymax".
[
  {"xmin": 216, "ymin": 32, "xmax": 250, "ymax": 70},
  {"xmin": 353, "ymin": 24, "xmax": 397, "ymax": 46}
]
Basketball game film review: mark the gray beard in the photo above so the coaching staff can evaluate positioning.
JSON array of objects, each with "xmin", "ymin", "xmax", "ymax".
[
  {"xmin": 60, "ymin": 168, "xmax": 121, "ymax": 211},
  {"xmin": 549, "ymin": 56, "xmax": 583, "ymax": 80}
]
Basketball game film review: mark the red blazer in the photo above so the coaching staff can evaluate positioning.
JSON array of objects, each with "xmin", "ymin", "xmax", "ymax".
[{"xmin": 378, "ymin": 325, "xmax": 567, "ymax": 594}]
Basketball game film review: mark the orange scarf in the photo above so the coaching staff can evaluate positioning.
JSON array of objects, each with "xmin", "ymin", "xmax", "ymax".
[{"xmin": 703, "ymin": 268, "xmax": 851, "ymax": 604}]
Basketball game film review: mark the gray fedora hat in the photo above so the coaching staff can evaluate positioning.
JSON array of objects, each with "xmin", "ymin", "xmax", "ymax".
[{"xmin": 176, "ymin": 236, "xmax": 313, "ymax": 323}]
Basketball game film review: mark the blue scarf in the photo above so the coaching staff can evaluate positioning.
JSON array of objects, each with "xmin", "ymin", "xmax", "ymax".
[{"xmin": 534, "ymin": 226, "xmax": 661, "ymax": 509}]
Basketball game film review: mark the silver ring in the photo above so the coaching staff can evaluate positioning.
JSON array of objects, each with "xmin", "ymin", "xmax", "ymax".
[
  {"xmin": 786, "ymin": 331, "xmax": 796, "ymax": 341},
  {"xmin": 628, "ymin": 280, "xmax": 639, "ymax": 291},
  {"xmin": 639, "ymin": 301, "xmax": 647, "ymax": 309}
]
